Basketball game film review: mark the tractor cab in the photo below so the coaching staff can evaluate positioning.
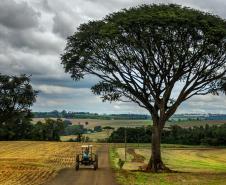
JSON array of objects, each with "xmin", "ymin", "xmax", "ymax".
[{"xmin": 81, "ymin": 145, "xmax": 92, "ymax": 161}]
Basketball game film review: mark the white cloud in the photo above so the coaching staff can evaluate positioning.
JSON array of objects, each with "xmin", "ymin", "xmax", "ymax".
[
  {"xmin": 114, "ymin": 105, "xmax": 121, "ymax": 109},
  {"xmin": 35, "ymin": 85, "xmax": 89, "ymax": 95}
]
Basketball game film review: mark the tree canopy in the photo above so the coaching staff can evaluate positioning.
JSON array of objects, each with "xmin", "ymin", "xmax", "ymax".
[
  {"xmin": 62, "ymin": 4, "xmax": 226, "ymax": 172},
  {"xmin": 0, "ymin": 74, "xmax": 38, "ymax": 140},
  {"xmin": 62, "ymin": 4, "xmax": 226, "ymax": 122},
  {"xmin": 0, "ymin": 74, "xmax": 37, "ymax": 125}
]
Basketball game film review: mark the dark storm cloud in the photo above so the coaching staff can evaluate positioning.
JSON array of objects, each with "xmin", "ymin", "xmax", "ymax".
[
  {"xmin": 31, "ymin": 74, "xmax": 99, "ymax": 89},
  {"xmin": 41, "ymin": 0, "xmax": 78, "ymax": 39},
  {"xmin": 0, "ymin": 0, "xmax": 40, "ymax": 30},
  {"xmin": 0, "ymin": 29, "xmax": 63, "ymax": 54}
]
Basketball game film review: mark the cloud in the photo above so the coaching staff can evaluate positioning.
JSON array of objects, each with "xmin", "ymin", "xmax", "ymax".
[
  {"xmin": 114, "ymin": 105, "xmax": 121, "ymax": 109},
  {"xmin": 53, "ymin": 12, "xmax": 76, "ymax": 38},
  {"xmin": 0, "ymin": 0, "xmax": 40, "ymax": 30},
  {"xmin": 35, "ymin": 84, "xmax": 88, "ymax": 95},
  {"xmin": 33, "ymin": 89, "xmax": 147, "ymax": 113},
  {"xmin": 177, "ymin": 94, "xmax": 226, "ymax": 114},
  {"xmin": 0, "ymin": 27, "xmax": 64, "ymax": 54},
  {"xmin": 0, "ymin": 49, "xmax": 62, "ymax": 75}
]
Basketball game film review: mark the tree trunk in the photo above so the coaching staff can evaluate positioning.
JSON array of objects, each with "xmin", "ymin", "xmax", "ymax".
[{"xmin": 146, "ymin": 122, "xmax": 170, "ymax": 172}]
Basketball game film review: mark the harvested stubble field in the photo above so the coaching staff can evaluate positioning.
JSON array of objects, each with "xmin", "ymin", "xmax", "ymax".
[
  {"xmin": 111, "ymin": 145, "xmax": 226, "ymax": 185},
  {"xmin": 0, "ymin": 141, "xmax": 98, "ymax": 185}
]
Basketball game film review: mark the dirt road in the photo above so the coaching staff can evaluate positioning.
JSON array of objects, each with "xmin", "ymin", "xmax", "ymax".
[{"xmin": 46, "ymin": 144, "xmax": 117, "ymax": 185}]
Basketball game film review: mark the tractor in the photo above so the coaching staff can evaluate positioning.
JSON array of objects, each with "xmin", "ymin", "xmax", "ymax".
[{"xmin": 75, "ymin": 145, "xmax": 98, "ymax": 170}]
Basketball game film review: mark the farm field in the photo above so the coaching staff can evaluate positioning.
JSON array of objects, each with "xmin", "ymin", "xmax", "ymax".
[
  {"xmin": 167, "ymin": 120, "xmax": 226, "ymax": 128},
  {"xmin": 111, "ymin": 144, "xmax": 226, "ymax": 185},
  {"xmin": 33, "ymin": 118, "xmax": 226, "ymax": 129},
  {"xmin": 33, "ymin": 118, "xmax": 152, "ymax": 129},
  {"xmin": 0, "ymin": 141, "xmax": 99, "ymax": 185}
]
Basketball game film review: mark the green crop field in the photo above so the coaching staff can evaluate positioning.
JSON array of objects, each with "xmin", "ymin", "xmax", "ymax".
[
  {"xmin": 110, "ymin": 144, "xmax": 226, "ymax": 185},
  {"xmin": 167, "ymin": 120, "xmax": 226, "ymax": 128}
]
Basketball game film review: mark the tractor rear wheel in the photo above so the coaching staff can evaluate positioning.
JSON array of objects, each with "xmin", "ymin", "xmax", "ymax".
[
  {"xmin": 75, "ymin": 162, "xmax": 79, "ymax": 170},
  {"xmin": 94, "ymin": 154, "xmax": 98, "ymax": 170},
  {"xmin": 94, "ymin": 162, "xmax": 97, "ymax": 170},
  {"xmin": 75, "ymin": 154, "xmax": 79, "ymax": 171},
  {"xmin": 76, "ymin": 154, "xmax": 79, "ymax": 162}
]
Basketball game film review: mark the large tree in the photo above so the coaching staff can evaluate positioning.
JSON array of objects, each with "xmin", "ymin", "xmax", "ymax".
[
  {"xmin": 61, "ymin": 4, "xmax": 226, "ymax": 172},
  {"xmin": 0, "ymin": 74, "xmax": 37, "ymax": 138}
]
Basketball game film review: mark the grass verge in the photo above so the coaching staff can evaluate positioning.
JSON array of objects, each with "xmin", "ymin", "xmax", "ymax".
[{"xmin": 109, "ymin": 144, "xmax": 226, "ymax": 185}]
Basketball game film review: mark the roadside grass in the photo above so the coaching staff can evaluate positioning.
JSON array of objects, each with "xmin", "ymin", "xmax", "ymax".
[
  {"xmin": 110, "ymin": 144, "xmax": 226, "ymax": 185},
  {"xmin": 112, "ymin": 143, "xmax": 213, "ymax": 149},
  {"xmin": 109, "ymin": 146, "xmax": 119, "ymax": 170},
  {"xmin": 136, "ymin": 148, "xmax": 226, "ymax": 172}
]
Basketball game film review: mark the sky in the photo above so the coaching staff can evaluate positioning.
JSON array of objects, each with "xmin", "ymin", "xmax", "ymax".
[{"xmin": 1, "ymin": 0, "xmax": 226, "ymax": 114}]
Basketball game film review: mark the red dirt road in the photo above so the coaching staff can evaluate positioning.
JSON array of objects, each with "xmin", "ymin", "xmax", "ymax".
[{"xmin": 46, "ymin": 144, "xmax": 117, "ymax": 185}]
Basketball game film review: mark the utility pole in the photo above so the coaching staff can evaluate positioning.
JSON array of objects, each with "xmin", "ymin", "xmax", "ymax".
[{"xmin": 124, "ymin": 127, "xmax": 127, "ymax": 161}]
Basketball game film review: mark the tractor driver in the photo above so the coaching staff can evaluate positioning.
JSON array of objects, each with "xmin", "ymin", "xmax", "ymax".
[{"xmin": 83, "ymin": 147, "xmax": 89, "ymax": 160}]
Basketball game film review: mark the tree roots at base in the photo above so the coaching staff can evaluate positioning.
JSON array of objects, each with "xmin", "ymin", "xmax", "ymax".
[{"xmin": 145, "ymin": 159, "xmax": 172, "ymax": 173}]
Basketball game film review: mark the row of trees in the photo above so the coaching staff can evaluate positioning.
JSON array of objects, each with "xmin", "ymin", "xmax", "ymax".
[
  {"xmin": 0, "ymin": 114, "xmax": 103, "ymax": 141},
  {"xmin": 63, "ymin": 123, "xmax": 103, "ymax": 135},
  {"xmin": 0, "ymin": 117, "xmax": 65, "ymax": 141},
  {"xmin": 163, "ymin": 124, "xmax": 226, "ymax": 145},
  {"xmin": 109, "ymin": 124, "xmax": 226, "ymax": 146},
  {"xmin": 0, "ymin": 74, "xmax": 37, "ymax": 140},
  {"xmin": 32, "ymin": 119, "xmax": 65, "ymax": 141},
  {"xmin": 34, "ymin": 110, "xmax": 150, "ymax": 120},
  {"xmin": 34, "ymin": 111, "xmax": 102, "ymax": 119}
]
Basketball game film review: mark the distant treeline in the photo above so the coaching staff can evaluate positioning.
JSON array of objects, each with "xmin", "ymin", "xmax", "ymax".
[
  {"xmin": 33, "ymin": 111, "xmax": 226, "ymax": 121},
  {"xmin": 109, "ymin": 124, "xmax": 226, "ymax": 146},
  {"xmin": 33, "ymin": 110, "xmax": 150, "ymax": 120},
  {"xmin": 0, "ymin": 118, "xmax": 64, "ymax": 141},
  {"xmin": 0, "ymin": 117, "xmax": 104, "ymax": 141}
]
